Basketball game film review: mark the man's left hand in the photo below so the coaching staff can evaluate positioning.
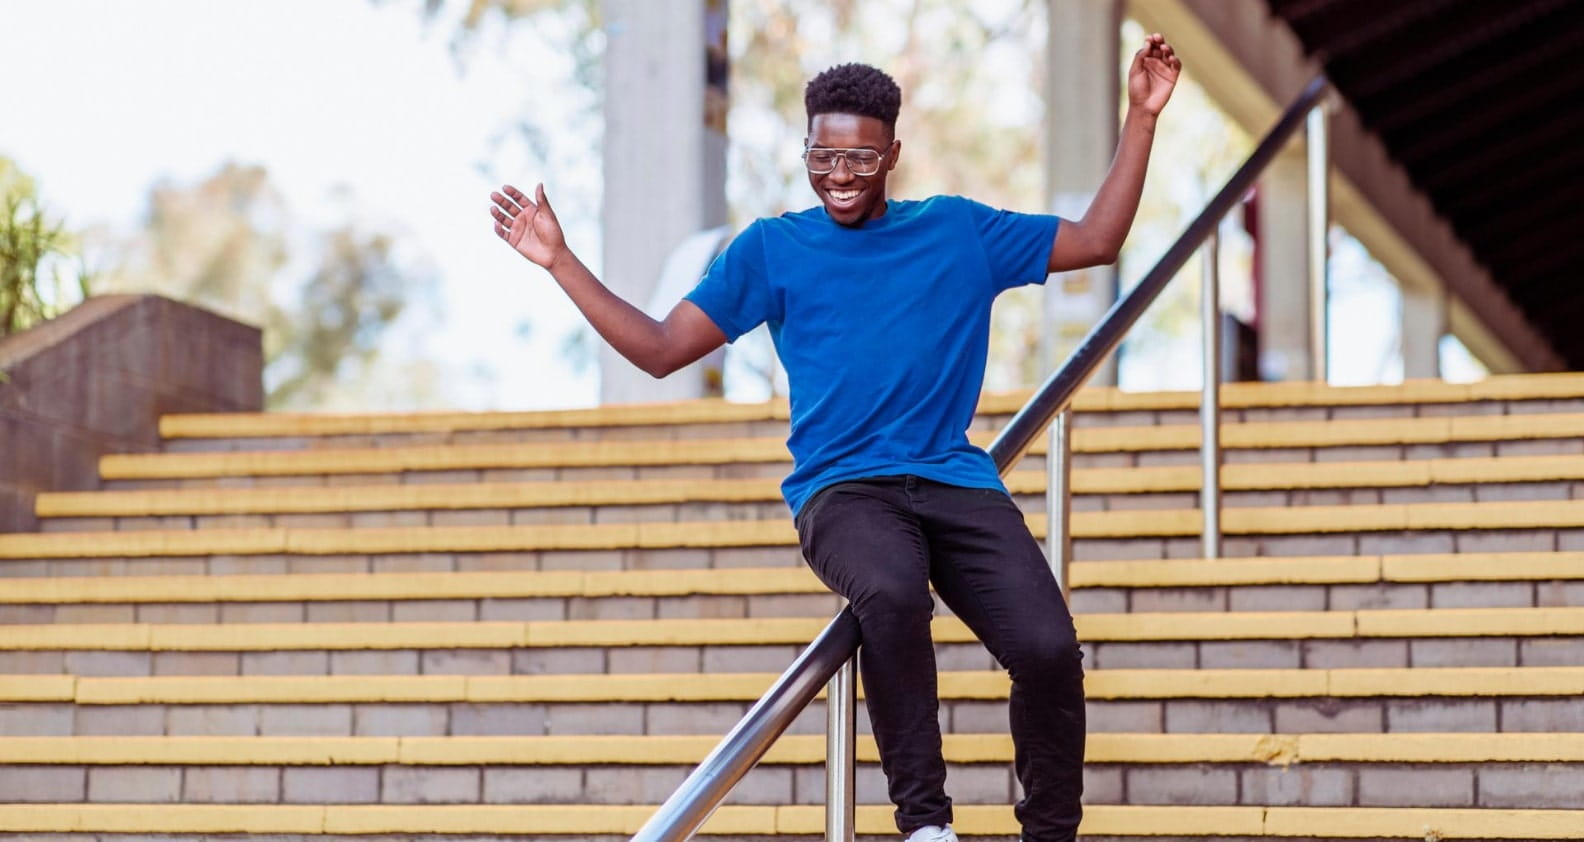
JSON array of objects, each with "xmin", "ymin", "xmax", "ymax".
[{"xmin": 1128, "ymin": 33, "xmax": 1181, "ymax": 116}]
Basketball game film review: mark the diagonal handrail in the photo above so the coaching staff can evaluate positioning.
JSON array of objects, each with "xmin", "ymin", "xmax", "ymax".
[{"xmin": 630, "ymin": 73, "xmax": 1332, "ymax": 842}]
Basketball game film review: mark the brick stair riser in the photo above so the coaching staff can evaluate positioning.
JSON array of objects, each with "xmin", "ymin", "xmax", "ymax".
[
  {"xmin": 3, "ymin": 636, "xmax": 1582, "ymax": 678},
  {"xmin": 7, "ymin": 525, "xmax": 1584, "ymax": 578},
  {"xmin": 41, "ymin": 479, "xmax": 1584, "ymax": 534},
  {"xmin": 0, "ymin": 547, "xmax": 810, "ymax": 580},
  {"xmin": 3, "ymin": 579, "xmax": 1578, "ymax": 625},
  {"xmin": 2, "ymin": 759, "xmax": 1574, "ymax": 809},
  {"xmin": 1087, "ymin": 637, "xmax": 1584, "ymax": 670},
  {"xmin": 0, "ymin": 837, "xmax": 892, "ymax": 842},
  {"xmin": 0, "ymin": 641, "xmax": 990, "ymax": 679},
  {"xmin": 93, "ymin": 435, "xmax": 1584, "ymax": 494},
  {"xmin": 1073, "ymin": 580, "xmax": 1584, "ymax": 614},
  {"xmin": 0, "ymin": 593, "xmax": 846, "ymax": 627},
  {"xmin": 1078, "ymin": 527, "xmax": 1584, "ymax": 563},
  {"xmin": 158, "ymin": 419, "xmax": 802, "ymax": 454},
  {"xmin": 7, "ymin": 696, "xmax": 1578, "ymax": 739},
  {"xmin": 149, "ymin": 397, "xmax": 1584, "ymax": 455},
  {"xmin": 99, "ymin": 461, "xmax": 795, "ymax": 491},
  {"xmin": 0, "ymin": 836, "xmax": 1524, "ymax": 842}
]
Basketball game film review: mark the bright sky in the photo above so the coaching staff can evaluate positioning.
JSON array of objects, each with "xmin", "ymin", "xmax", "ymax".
[
  {"xmin": 1, "ymin": 0, "xmax": 1479, "ymax": 411},
  {"xmin": 1, "ymin": 0, "xmax": 595, "ymax": 409}
]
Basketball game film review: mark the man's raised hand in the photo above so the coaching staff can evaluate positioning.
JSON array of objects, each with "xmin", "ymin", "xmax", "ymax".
[
  {"xmin": 1128, "ymin": 33, "xmax": 1181, "ymax": 117},
  {"xmin": 490, "ymin": 183, "xmax": 566, "ymax": 270}
]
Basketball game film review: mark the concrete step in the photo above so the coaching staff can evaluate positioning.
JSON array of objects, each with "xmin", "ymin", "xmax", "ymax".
[
  {"xmin": 95, "ymin": 412, "xmax": 1584, "ymax": 493},
  {"xmin": 0, "ymin": 733, "xmax": 1577, "ymax": 809},
  {"xmin": 150, "ymin": 373, "xmax": 1584, "ymax": 449},
  {"xmin": 6, "ymin": 499, "xmax": 1584, "ymax": 580},
  {"xmin": 2, "ymin": 608, "xmax": 1582, "ymax": 674},
  {"xmin": 5, "ymin": 667, "xmax": 1581, "ymax": 738},
  {"xmin": 3, "ymin": 554, "xmax": 1579, "ymax": 623},
  {"xmin": 37, "ymin": 455, "xmax": 1584, "ymax": 535},
  {"xmin": 5, "ymin": 801, "xmax": 1583, "ymax": 839}
]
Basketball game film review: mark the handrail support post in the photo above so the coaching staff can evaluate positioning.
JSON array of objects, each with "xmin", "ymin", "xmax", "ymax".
[
  {"xmin": 1200, "ymin": 232, "xmax": 1223, "ymax": 559},
  {"xmin": 825, "ymin": 649, "xmax": 857, "ymax": 842},
  {"xmin": 1307, "ymin": 101, "xmax": 1331, "ymax": 383},
  {"xmin": 1045, "ymin": 410, "xmax": 1074, "ymax": 592}
]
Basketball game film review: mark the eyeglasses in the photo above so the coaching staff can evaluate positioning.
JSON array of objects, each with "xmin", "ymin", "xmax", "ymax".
[{"xmin": 802, "ymin": 144, "xmax": 892, "ymax": 176}]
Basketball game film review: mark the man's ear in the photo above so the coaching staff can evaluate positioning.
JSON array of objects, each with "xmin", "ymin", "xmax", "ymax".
[{"xmin": 887, "ymin": 139, "xmax": 901, "ymax": 171}]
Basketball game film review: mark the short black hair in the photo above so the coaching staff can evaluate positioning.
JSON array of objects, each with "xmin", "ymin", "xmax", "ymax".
[{"xmin": 804, "ymin": 63, "xmax": 901, "ymax": 132}]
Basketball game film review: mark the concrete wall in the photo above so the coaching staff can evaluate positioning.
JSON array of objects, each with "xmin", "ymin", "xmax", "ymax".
[{"xmin": 0, "ymin": 295, "xmax": 262, "ymax": 532}]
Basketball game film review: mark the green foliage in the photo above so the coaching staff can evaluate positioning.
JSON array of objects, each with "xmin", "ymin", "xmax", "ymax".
[
  {"xmin": 266, "ymin": 226, "xmax": 411, "ymax": 408},
  {"xmin": 96, "ymin": 162, "xmax": 424, "ymax": 410},
  {"xmin": 0, "ymin": 158, "xmax": 90, "ymax": 338}
]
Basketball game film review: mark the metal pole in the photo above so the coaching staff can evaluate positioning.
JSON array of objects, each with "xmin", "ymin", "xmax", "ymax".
[
  {"xmin": 825, "ymin": 652, "xmax": 857, "ymax": 842},
  {"xmin": 1045, "ymin": 410, "xmax": 1074, "ymax": 592},
  {"xmin": 630, "ymin": 610, "xmax": 861, "ymax": 842},
  {"xmin": 987, "ymin": 76, "xmax": 1331, "ymax": 472},
  {"xmin": 1200, "ymin": 232, "xmax": 1223, "ymax": 559},
  {"xmin": 1307, "ymin": 102, "xmax": 1330, "ymax": 384}
]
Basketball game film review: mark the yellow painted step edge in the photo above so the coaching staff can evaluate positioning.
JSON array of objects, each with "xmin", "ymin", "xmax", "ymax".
[
  {"xmin": 1070, "ymin": 552, "xmax": 1584, "ymax": 588},
  {"xmin": 42, "ymin": 454, "xmax": 1584, "ymax": 518},
  {"xmin": 155, "ymin": 373, "xmax": 1584, "ymax": 440},
  {"xmin": 5, "ymin": 732, "xmax": 1581, "ymax": 766},
  {"xmin": 14, "ymin": 667, "xmax": 1584, "ymax": 705},
  {"xmin": 4, "ymin": 804, "xmax": 1584, "ymax": 838},
  {"xmin": 100, "ymin": 412, "xmax": 1584, "ymax": 480},
  {"xmin": 8, "ymin": 607, "xmax": 1581, "ymax": 652},
  {"xmin": 0, "ymin": 567, "xmax": 827, "ymax": 604},
  {"xmin": 5, "ymin": 552, "xmax": 1581, "ymax": 606},
  {"xmin": 161, "ymin": 397, "xmax": 793, "ymax": 438},
  {"xmin": 11, "ymin": 499, "xmax": 1584, "ymax": 559}
]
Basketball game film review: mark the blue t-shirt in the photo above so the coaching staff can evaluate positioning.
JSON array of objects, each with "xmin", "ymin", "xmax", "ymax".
[{"xmin": 686, "ymin": 195, "xmax": 1059, "ymax": 515}]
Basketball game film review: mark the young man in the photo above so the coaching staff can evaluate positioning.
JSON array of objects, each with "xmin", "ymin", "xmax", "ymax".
[{"xmin": 490, "ymin": 34, "xmax": 1180, "ymax": 842}]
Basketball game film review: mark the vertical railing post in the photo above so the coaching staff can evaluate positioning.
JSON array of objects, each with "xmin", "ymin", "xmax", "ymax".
[
  {"xmin": 1306, "ymin": 101, "xmax": 1330, "ymax": 384},
  {"xmin": 1200, "ymin": 232, "xmax": 1223, "ymax": 559},
  {"xmin": 1045, "ymin": 409, "xmax": 1074, "ymax": 592},
  {"xmin": 825, "ymin": 644, "xmax": 857, "ymax": 842}
]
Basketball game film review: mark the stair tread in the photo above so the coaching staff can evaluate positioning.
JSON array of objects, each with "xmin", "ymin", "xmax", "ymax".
[
  {"xmin": 8, "ymin": 666, "xmax": 1584, "ymax": 704},
  {"xmin": 4, "ymin": 731, "xmax": 1581, "ymax": 764}
]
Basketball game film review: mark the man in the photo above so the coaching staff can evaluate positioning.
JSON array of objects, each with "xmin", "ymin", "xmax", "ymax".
[{"xmin": 489, "ymin": 34, "xmax": 1180, "ymax": 842}]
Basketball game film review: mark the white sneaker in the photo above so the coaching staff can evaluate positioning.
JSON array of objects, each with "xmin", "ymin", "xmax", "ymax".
[{"xmin": 904, "ymin": 825, "xmax": 958, "ymax": 842}]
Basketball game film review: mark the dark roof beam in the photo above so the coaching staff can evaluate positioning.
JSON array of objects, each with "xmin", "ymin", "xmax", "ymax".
[
  {"xmin": 1343, "ymin": 0, "xmax": 1575, "ymax": 100},
  {"xmin": 1363, "ymin": 16, "xmax": 1584, "ymax": 133},
  {"xmin": 1509, "ymin": 267, "xmax": 1584, "ymax": 314},
  {"xmin": 1415, "ymin": 106, "xmax": 1584, "ymax": 200},
  {"xmin": 1296, "ymin": 0, "xmax": 1466, "ymax": 61},
  {"xmin": 1444, "ymin": 166, "xmax": 1584, "ymax": 236},
  {"xmin": 1389, "ymin": 70, "xmax": 1584, "ymax": 171},
  {"xmin": 1457, "ymin": 190, "xmax": 1584, "ymax": 256},
  {"xmin": 1439, "ymin": 150, "xmax": 1583, "ymax": 217},
  {"xmin": 1266, "ymin": 0, "xmax": 1373, "ymax": 29},
  {"xmin": 1484, "ymin": 216, "xmax": 1584, "ymax": 280}
]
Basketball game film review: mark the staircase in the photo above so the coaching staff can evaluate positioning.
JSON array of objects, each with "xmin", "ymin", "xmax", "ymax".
[{"xmin": 2, "ymin": 374, "xmax": 1583, "ymax": 840}]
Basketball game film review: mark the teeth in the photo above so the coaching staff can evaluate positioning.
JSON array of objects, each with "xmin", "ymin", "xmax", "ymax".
[{"xmin": 829, "ymin": 190, "xmax": 860, "ymax": 201}]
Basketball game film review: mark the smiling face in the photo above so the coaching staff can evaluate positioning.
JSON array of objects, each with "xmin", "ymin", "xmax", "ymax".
[{"xmin": 805, "ymin": 113, "xmax": 899, "ymax": 227}]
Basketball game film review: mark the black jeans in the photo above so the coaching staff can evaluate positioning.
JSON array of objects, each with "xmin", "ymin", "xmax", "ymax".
[{"xmin": 794, "ymin": 476, "xmax": 1086, "ymax": 841}]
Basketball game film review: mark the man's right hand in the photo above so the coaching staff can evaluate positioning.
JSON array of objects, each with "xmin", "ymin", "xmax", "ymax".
[{"xmin": 490, "ymin": 183, "xmax": 565, "ymax": 270}]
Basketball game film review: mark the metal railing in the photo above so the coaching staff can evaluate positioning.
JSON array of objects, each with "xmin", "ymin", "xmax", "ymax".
[{"xmin": 630, "ymin": 73, "xmax": 1332, "ymax": 842}]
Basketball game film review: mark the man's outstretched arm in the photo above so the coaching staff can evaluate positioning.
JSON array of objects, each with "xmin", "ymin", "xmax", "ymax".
[
  {"xmin": 1047, "ymin": 33, "xmax": 1182, "ymax": 273},
  {"xmin": 490, "ymin": 183, "xmax": 727, "ymax": 379}
]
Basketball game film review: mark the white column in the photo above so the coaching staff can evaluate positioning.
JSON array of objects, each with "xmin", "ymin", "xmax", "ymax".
[
  {"xmin": 1256, "ymin": 149, "xmax": 1317, "ymax": 381},
  {"xmin": 1401, "ymin": 285, "xmax": 1444, "ymax": 380},
  {"xmin": 1042, "ymin": 0, "xmax": 1121, "ymax": 385},
  {"xmin": 599, "ymin": 0, "xmax": 729, "ymax": 403}
]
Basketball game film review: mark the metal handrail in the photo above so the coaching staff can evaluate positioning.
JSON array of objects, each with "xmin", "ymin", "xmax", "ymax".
[
  {"xmin": 985, "ymin": 74, "xmax": 1329, "ymax": 469},
  {"xmin": 630, "ymin": 72, "xmax": 1332, "ymax": 842}
]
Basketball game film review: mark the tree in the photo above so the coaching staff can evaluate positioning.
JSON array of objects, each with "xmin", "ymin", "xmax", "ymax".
[
  {"xmin": 93, "ymin": 162, "xmax": 429, "ymax": 409},
  {"xmin": 266, "ymin": 225, "xmax": 414, "ymax": 408},
  {"xmin": 0, "ymin": 158, "xmax": 89, "ymax": 338}
]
